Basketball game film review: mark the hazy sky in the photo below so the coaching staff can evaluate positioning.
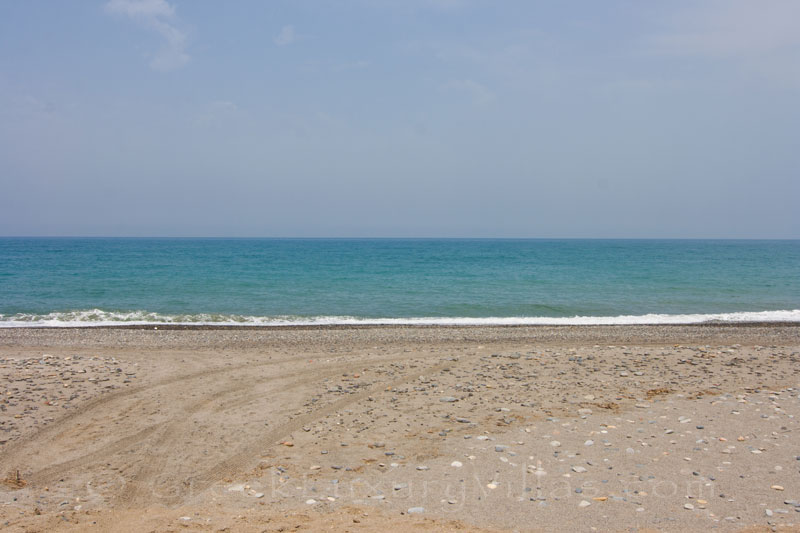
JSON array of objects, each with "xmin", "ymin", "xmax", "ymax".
[{"xmin": 1, "ymin": 0, "xmax": 799, "ymax": 238}]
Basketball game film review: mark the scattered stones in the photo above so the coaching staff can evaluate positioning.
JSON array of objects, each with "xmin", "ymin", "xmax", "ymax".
[
  {"xmin": 5, "ymin": 336, "xmax": 800, "ymax": 532},
  {"xmin": 0, "ymin": 353, "xmax": 138, "ymax": 443}
]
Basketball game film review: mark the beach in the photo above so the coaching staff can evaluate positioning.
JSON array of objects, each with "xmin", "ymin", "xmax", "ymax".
[
  {"xmin": 1, "ymin": 324, "xmax": 799, "ymax": 532},
  {"xmin": 5, "ymin": 0, "xmax": 800, "ymax": 530}
]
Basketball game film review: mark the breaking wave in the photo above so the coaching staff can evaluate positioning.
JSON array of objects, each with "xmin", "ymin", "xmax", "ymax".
[{"xmin": 1, "ymin": 309, "xmax": 799, "ymax": 327}]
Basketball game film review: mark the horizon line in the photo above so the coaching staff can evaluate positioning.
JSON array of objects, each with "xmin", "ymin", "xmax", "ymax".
[{"xmin": 1, "ymin": 235, "xmax": 799, "ymax": 241}]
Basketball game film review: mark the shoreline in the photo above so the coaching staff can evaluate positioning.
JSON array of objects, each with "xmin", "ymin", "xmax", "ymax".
[
  {"xmin": 2, "ymin": 323, "xmax": 798, "ymax": 351},
  {"xmin": 2, "ymin": 320, "xmax": 800, "ymax": 330}
]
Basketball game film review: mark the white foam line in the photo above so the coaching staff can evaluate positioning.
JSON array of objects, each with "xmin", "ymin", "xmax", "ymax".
[{"xmin": 1, "ymin": 309, "xmax": 799, "ymax": 327}]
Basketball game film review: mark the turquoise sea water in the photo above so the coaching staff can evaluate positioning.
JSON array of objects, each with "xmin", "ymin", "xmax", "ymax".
[{"xmin": 0, "ymin": 238, "xmax": 798, "ymax": 326}]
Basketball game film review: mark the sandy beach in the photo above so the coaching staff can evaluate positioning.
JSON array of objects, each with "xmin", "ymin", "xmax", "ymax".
[{"xmin": 1, "ymin": 324, "xmax": 799, "ymax": 532}]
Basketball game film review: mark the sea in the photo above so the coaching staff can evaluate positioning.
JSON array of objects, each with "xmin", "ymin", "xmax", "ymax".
[{"xmin": 0, "ymin": 238, "xmax": 798, "ymax": 327}]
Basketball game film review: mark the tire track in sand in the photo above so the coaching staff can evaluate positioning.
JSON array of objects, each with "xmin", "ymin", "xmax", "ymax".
[
  {"xmin": 16, "ymin": 358, "xmax": 365, "ymax": 487},
  {"xmin": 157, "ymin": 359, "xmax": 455, "ymax": 507},
  {"xmin": 114, "ymin": 357, "xmax": 437, "ymax": 507},
  {"xmin": 0, "ymin": 352, "xmax": 386, "ymax": 475}
]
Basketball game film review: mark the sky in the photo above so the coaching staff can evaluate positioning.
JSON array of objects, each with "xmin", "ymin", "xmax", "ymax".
[{"xmin": 1, "ymin": 0, "xmax": 799, "ymax": 238}]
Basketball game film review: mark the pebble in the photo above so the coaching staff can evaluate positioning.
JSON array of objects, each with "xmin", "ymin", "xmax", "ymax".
[
  {"xmin": 9, "ymin": 335, "xmax": 800, "ymax": 531},
  {"xmin": 408, "ymin": 507, "xmax": 425, "ymax": 514}
]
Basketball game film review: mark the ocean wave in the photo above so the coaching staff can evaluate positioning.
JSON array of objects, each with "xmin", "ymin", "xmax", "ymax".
[{"xmin": 1, "ymin": 309, "xmax": 799, "ymax": 327}]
